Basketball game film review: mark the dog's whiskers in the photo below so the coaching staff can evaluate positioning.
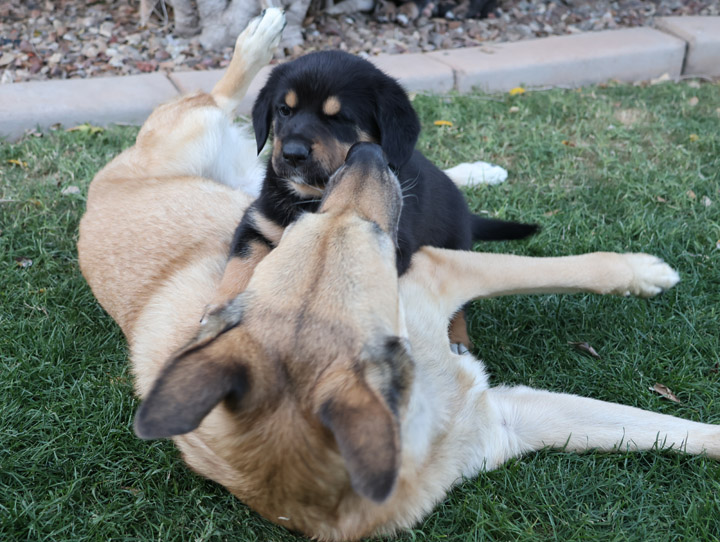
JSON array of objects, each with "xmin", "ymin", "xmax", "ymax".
[
  {"xmin": 291, "ymin": 198, "xmax": 322, "ymax": 207},
  {"xmin": 400, "ymin": 176, "xmax": 420, "ymax": 192},
  {"xmin": 401, "ymin": 193, "xmax": 419, "ymax": 204}
]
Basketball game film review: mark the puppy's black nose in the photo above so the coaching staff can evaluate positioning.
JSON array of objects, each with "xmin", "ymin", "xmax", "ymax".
[{"xmin": 282, "ymin": 139, "xmax": 311, "ymax": 166}]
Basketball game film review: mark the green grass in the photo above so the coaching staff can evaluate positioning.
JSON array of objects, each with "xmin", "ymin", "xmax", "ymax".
[{"xmin": 2, "ymin": 80, "xmax": 719, "ymax": 541}]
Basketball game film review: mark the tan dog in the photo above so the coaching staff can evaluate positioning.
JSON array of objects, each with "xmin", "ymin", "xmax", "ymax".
[{"xmin": 78, "ymin": 9, "xmax": 720, "ymax": 541}]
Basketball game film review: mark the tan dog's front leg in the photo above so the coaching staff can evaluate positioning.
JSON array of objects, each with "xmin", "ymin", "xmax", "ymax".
[
  {"xmin": 202, "ymin": 240, "xmax": 272, "ymax": 323},
  {"xmin": 409, "ymin": 248, "xmax": 680, "ymax": 320},
  {"xmin": 211, "ymin": 8, "xmax": 286, "ymax": 114}
]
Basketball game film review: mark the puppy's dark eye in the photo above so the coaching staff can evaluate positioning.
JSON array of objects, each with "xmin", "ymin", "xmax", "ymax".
[{"xmin": 277, "ymin": 105, "xmax": 292, "ymax": 117}]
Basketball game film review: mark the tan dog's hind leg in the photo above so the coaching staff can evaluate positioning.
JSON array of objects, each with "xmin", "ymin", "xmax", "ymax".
[
  {"xmin": 475, "ymin": 386, "xmax": 720, "ymax": 472},
  {"xmin": 409, "ymin": 249, "xmax": 680, "ymax": 320},
  {"xmin": 212, "ymin": 8, "xmax": 286, "ymax": 115}
]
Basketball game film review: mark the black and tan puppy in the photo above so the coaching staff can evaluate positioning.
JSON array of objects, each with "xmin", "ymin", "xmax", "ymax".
[{"xmin": 211, "ymin": 50, "xmax": 537, "ymax": 338}]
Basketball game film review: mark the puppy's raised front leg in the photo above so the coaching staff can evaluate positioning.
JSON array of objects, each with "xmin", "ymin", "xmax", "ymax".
[
  {"xmin": 477, "ymin": 386, "xmax": 720, "ymax": 470},
  {"xmin": 409, "ymin": 248, "xmax": 680, "ymax": 319}
]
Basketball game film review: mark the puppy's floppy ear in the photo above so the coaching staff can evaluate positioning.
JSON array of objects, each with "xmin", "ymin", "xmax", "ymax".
[
  {"xmin": 134, "ymin": 329, "xmax": 248, "ymax": 440},
  {"xmin": 252, "ymin": 70, "xmax": 281, "ymax": 154},
  {"xmin": 317, "ymin": 368, "xmax": 402, "ymax": 502},
  {"xmin": 374, "ymin": 76, "xmax": 421, "ymax": 169}
]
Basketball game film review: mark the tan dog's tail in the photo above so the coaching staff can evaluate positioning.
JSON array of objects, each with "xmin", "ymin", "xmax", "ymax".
[{"xmin": 211, "ymin": 8, "xmax": 286, "ymax": 115}]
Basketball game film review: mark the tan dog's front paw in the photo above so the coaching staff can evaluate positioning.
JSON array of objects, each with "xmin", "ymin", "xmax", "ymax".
[
  {"xmin": 235, "ymin": 8, "xmax": 286, "ymax": 71},
  {"xmin": 197, "ymin": 295, "xmax": 246, "ymax": 342},
  {"xmin": 623, "ymin": 253, "xmax": 680, "ymax": 297}
]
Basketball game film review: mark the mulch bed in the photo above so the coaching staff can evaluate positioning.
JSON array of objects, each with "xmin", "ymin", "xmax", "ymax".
[{"xmin": 1, "ymin": 0, "xmax": 718, "ymax": 84}]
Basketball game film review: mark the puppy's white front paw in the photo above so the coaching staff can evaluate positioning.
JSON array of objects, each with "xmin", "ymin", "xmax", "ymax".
[
  {"xmin": 235, "ymin": 8, "xmax": 286, "ymax": 67},
  {"xmin": 444, "ymin": 161, "xmax": 508, "ymax": 186},
  {"xmin": 623, "ymin": 253, "xmax": 680, "ymax": 297}
]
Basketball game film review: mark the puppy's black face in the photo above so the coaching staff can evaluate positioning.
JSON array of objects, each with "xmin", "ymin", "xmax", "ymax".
[{"xmin": 252, "ymin": 51, "xmax": 421, "ymax": 199}]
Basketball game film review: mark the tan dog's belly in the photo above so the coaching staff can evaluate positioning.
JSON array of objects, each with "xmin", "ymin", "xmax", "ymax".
[{"xmin": 79, "ymin": 177, "xmax": 251, "ymax": 340}]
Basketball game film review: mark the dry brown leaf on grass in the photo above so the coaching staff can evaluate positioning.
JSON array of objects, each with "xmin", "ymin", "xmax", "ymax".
[
  {"xmin": 568, "ymin": 341, "xmax": 601, "ymax": 359},
  {"xmin": 650, "ymin": 383, "xmax": 681, "ymax": 403},
  {"xmin": 650, "ymin": 73, "xmax": 672, "ymax": 85},
  {"xmin": 23, "ymin": 302, "xmax": 48, "ymax": 317},
  {"xmin": 61, "ymin": 186, "xmax": 81, "ymax": 196}
]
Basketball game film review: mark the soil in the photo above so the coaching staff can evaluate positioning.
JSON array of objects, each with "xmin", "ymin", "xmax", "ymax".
[{"xmin": 1, "ymin": 0, "xmax": 718, "ymax": 84}]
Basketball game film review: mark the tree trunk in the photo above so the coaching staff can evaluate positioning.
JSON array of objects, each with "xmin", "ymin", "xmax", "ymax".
[{"xmin": 171, "ymin": 0, "xmax": 200, "ymax": 36}]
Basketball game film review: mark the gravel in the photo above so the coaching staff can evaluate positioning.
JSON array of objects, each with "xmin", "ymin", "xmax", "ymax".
[{"xmin": 1, "ymin": 0, "xmax": 718, "ymax": 84}]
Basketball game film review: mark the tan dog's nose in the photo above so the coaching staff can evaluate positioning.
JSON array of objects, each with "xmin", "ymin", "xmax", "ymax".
[
  {"xmin": 320, "ymin": 142, "xmax": 402, "ymax": 238},
  {"xmin": 344, "ymin": 141, "xmax": 388, "ymax": 169}
]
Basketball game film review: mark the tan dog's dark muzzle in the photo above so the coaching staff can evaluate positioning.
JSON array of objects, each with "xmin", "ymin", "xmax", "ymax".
[{"xmin": 321, "ymin": 142, "xmax": 402, "ymax": 239}]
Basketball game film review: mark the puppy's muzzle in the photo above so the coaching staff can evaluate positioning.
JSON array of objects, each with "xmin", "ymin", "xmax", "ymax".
[{"xmin": 282, "ymin": 138, "xmax": 312, "ymax": 167}]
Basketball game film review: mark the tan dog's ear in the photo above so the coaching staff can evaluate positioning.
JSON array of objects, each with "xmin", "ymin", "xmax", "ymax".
[
  {"xmin": 134, "ymin": 334, "xmax": 248, "ymax": 440},
  {"xmin": 318, "ymin": 378, "xmax": 400, "ymax": 503}
]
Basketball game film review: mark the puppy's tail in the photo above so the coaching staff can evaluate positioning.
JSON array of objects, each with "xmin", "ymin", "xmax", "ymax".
[{"xmin": 471, "ymin": 215, "xmax": 539, "ymax": 241}]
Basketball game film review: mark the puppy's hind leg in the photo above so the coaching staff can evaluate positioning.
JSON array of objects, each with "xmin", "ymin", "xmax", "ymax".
[{"xmin": 211, "ymin": 8, "xmax": 286, "ymax": 115}]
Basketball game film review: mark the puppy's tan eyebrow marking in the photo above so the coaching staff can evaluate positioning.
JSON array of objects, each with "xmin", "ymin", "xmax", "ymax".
[
  {"xmin": 322, "ymin": 96, "xmax": 341, "ymax": 116},
  {"xmin": 285, "ymin": 90, "xmax": 298, "ymax": 108}
]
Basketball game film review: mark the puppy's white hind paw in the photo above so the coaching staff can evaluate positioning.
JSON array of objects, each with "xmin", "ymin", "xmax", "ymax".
[
  {"xmin": 235, "ymin": 8, "xmax": 286, "ymax": 68},
  {"xmin": 623, "ymin": 253, "xmax": 680, "ymax": 298},
  {"xmin": 444, "ymin": 161, "xmax": 508, "ymax": 186}
]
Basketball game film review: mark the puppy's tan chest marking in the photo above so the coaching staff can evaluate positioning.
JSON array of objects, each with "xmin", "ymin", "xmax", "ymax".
[{"xmin": 285, "ymin": 178, "xmax": 325, "ymax": 199}]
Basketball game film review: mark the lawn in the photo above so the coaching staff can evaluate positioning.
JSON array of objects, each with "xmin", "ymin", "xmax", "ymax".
[{"xmin": 1, "ymin": 80, "xmax": 719, "ymax": 541}]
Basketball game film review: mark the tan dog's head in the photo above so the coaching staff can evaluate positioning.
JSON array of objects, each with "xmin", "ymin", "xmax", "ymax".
[{"xmin": 134, "ymin": 143, "xmax": 413, "ymax": 518}]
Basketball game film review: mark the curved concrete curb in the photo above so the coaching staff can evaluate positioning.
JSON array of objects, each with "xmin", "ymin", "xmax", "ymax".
[{"xmin": 0, "ymin": 17, "xmax": 718, "ymax": 141}]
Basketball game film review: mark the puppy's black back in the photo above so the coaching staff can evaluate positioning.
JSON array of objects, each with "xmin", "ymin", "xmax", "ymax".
[{"xmin": 394, "ymin": 151, "xmax": 538, "ymax": 274}]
